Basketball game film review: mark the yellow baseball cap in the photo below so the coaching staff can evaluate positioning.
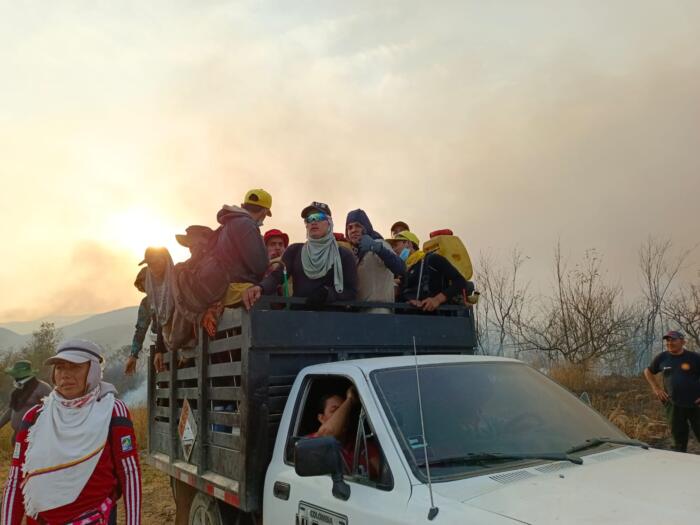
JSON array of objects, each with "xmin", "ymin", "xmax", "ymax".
[
  {"xmin": 386, "ymin": 231, "xmax": 420, "ymax": 248},
  {"xmin": 244, "ymin": 189, "xmax": 272, "ymax": 216}
]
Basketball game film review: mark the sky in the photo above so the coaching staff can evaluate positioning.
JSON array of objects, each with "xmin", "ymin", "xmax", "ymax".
[{"xmin": 1, "ymin": 0, "xmax": 699, "ymax": 323}]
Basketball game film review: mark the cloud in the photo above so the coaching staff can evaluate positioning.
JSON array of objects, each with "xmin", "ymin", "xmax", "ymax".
[{"xmin": 1, "ymin": 1, "xmax": 700, "ymax": 320}]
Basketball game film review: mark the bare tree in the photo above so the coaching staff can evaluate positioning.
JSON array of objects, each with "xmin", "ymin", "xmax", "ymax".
[
  {"xmin": 476, "ymin": 249, "xmax": 529, "ymax": 356},
  {"xmin": 515, "ymin": 243, "xmax": 634, "ymax": 367},
  {"xmin": 635, "ymin": 237, "xmax": 690, "ymax": 370},
  {"xmin": 664, "ymin": 284, "xmax": 700, "ymax": 350}
]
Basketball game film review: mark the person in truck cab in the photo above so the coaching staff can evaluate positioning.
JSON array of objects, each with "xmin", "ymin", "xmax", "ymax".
[
  {"xmin": 308, "ymin": 386, "xmax": 380, "ymax": 478},
  {"xmin": 243, "ymin": 201, "xmax": 358, "ymax": 309},
  {"xmin": 644, "ymin": 330, "xmax": 700, "ymax": 452},
  {"xmin": 345, "ymin": 209, "xmax": 405, "ymax": 311},
  {"xmin": 387, "ymin": 231, "xmax": 472, "ymax": 312}
]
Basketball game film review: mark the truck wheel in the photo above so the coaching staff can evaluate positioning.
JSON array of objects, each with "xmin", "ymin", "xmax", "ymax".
[{"xmin": 188, "ymin": 492, "xmax": 224, "ymax": 525}]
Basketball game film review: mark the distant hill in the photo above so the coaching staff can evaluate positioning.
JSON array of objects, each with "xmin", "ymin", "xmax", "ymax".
[
  {"xmin": 0, "ymin": 306, "xmax": 139, "ymax": 353},
  {"xmin": 0, "ymin": 314, "xmax": 92, "ymax": 335},
  {"xmin": 0, "ymin": 327, "xmax": 23, "ymax": 351}
]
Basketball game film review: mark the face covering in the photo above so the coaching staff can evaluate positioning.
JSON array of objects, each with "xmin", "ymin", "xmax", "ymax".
[{"xmin": 399, "ymin": 247, "xmax": 410, "ymax": 261}]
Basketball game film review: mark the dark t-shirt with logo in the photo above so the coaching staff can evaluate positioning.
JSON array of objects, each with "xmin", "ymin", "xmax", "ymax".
[{"xmin": 648, "ymin": 350, "xmax": 700, "ymax": 407}]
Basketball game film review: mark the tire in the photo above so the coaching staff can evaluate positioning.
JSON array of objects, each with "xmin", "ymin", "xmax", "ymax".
[{"xmin": 188, "ymin": 492, "xmax": 225, "ymax": 525}]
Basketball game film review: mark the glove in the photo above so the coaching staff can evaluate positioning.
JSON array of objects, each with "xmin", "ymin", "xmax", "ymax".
[
  {"xmin": 305, "ymin": 285, "xmax": 330, "ymax": 306},
  {"xmin": 359, "ymin": 234, "xmax": 382, "ymax": 254}
]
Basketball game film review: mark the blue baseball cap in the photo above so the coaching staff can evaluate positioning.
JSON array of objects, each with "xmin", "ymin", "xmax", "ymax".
[{"xmin": 662, "ymin": 330, "xmax": 685, "ymax": 341}]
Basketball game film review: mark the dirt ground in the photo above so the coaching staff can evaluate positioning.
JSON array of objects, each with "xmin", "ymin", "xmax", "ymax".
[{"xmin": 0, "ymin": 459, "xmax": 176, "ymax": 524}]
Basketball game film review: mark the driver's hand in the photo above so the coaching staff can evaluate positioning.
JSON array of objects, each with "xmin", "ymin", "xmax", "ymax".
[
  {"xmin": 243, "ymin": 286, "xmax": 262, "ymax": 310},
  {"xmin": 124, "ymin": 356, "xmax": 138, "ymax": 376},
  {"xmin": 153, "ymin": 352, "xmax": 166, "ymax": 373},
  {"xmin": 346, "ymin": 386, "xmax": 359, "ymax": 404}
]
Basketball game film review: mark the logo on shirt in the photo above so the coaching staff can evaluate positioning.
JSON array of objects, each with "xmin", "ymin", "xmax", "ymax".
[
  {"xmin": 121, "ymin": 435, "xmax": 133, "ymax": 453},
  {"xmin": 681, "ymin": 362, "xmax": 691, "ymax": 371},
  {"xmin": 12, "ymin": 442, "xmax": 20, "ymax": 459}
]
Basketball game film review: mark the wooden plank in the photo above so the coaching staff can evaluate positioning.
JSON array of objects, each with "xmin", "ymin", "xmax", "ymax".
[
  {"xmin": 179, "ymin": 348, "xmax": 198, "ymax": 360},
  {"xmin": 216, "ymin": 308, "xmax": 243, "ymax": 331},
  {"xmin": 154, "ymin": 421, "xmax": 170, "ymax": 435},
  {"xmin": 151, "ymin": 433, "xmax": 170, "ymax": 455},
  {"xmin": 208, "ymin": 361, "xmax": 241, "ymax": 378},
  {"xmin": 208, "ymin": 335, "xmax": 243, "ymax": 355},
  {"xmin": 208, "ymin": 430, "xmax": 241, "ymax": 450},
  {"xmin": 208, "ymin": 386, "xmax": 242, "ymax": 400},
  {"xmin": 207, "ymin": 445, "xmax": 242, "ymax": 480},
  {"xmin": 155, "ymin": 371, "xmax": 170, "ymax": 382},
  {"xmin": 176, "ymin": 367, "xmax": 199, "ymax": 381},
  {"xmin": 155, "ymin": 388, "xmax": 170, "ymax": 398},
  {"xmin": 175, "ymin": 387, "xmax": 200, "ymax": 399},
  {"xmin": 153, "ymin": 406, "xmax": 169, "ymax": 419},
  {"xmin": 209, "ymin": 411, "xmax": 240, "ymax": 427}
]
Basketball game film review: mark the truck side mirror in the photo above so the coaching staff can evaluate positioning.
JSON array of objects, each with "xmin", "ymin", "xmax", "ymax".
[{"xmin": 294, "ymin": 436, "xmax": 351, "ymax": 501}]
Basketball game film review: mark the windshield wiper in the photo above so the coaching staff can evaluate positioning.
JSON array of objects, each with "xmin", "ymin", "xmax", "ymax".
[
  {"xmin": 418, "ymin": 451, "xmax": 583, "ymax": 467},
  {"xmin": 566, "ymin": 437, "xmax": 649, "ymax": 454}
]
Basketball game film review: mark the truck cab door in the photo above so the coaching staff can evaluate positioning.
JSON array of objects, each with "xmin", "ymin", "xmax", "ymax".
[{"xmin": 264, "ymin": 373, "xmax": 414, "ymax": 525}]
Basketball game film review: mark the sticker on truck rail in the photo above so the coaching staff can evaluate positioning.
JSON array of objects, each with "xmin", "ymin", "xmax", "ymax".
[
  {"xmin": 178, "ymin": 398, "xmax": 198, "ymax": 461},
  {"xmin": 297, "ymin": 501, "xmax": 348, "ymax": 525}
]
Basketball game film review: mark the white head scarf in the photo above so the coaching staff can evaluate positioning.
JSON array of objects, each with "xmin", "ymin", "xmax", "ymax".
[
  {"xmin": 22, "ymin": 340, "xmax": 116, "ymax": 517},
  {"xmin": 145, "ymin": 250, "xmax": 175, "ymax": 328},
  {"xmin": 300, "ymin": 217, "xmax": 344, "ymax": 293}
]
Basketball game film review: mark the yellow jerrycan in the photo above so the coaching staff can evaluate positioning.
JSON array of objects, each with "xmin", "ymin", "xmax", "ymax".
[{"xmin": 422, "ymin": 229, "xmax": 473, "ymax": 280}]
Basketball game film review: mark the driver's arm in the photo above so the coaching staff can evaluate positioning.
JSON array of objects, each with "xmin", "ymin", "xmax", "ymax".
[{"xmin": 317, "ymin": 388, "xmax": 359, "ymax": 440}]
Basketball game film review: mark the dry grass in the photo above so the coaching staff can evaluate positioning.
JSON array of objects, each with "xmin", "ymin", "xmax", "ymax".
[{"xmin": 549, "ymin": 363, "xmax": 670, "ymax": 444}]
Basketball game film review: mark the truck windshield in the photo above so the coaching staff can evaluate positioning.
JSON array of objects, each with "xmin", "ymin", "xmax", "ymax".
[{"xmin": 371, "ymin": 362, "xmax": 627, "ymax": 481}]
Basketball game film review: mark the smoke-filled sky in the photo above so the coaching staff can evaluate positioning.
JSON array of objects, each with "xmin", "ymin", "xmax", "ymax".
[{"xmin": 1, "ymin": 1, "xmax": 699, "ymax": 323}]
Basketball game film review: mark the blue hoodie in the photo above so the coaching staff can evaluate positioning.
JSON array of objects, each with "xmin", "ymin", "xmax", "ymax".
[{"xmin": 345, "ymin": 209, "xmax": 405, "ymax": 276}]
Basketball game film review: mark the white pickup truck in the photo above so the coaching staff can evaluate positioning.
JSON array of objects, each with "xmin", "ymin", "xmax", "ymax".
[{"xmin": 147, "ymin": 299, "xmax": 699, "ymax": 524}]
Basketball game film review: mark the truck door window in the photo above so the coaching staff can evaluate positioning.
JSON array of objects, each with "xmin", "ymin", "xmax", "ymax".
[{"xmin": 287, "ymin": 376, "xmax": 393, "ymax": 491}]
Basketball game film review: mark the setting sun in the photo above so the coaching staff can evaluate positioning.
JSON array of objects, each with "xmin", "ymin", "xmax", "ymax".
[{"xmin": 104, "ymin": 207, "xmax": 189, "ymax": 262}]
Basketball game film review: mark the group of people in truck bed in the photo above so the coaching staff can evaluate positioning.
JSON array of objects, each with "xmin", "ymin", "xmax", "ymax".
[{"xmin": 125, "ymin": 188, "xmax": 476, "ymax": 374}]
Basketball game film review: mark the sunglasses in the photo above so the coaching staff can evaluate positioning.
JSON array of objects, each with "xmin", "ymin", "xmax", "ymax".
[{"xmin": 304, "ymin": 212, "xmax": 328, "ymax": 224}]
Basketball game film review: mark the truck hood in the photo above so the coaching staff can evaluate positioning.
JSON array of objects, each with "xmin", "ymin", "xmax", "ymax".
[{"xmin": 431, "ymin": 447, "xmax": 700, "ymax": 524}]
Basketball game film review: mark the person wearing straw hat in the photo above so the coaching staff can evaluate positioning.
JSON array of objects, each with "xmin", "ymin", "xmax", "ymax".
[
  {"xmin": 0, "ymin": 361, "xmax": 51, "ymax": 446},
  {"xmin": 1, "ymin": 340, "xmax": 142, "ymax": 524}
]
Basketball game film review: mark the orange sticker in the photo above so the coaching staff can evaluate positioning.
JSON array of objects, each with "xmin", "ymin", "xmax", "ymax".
[{"xmin": 681, "ymin": 362, "xmax": 691, "ymax": 371}]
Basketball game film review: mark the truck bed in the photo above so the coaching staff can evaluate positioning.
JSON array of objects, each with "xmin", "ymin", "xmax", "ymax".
[{"xmin": 147, "ymin": 298, "xmax": 476, "ymax": 513}]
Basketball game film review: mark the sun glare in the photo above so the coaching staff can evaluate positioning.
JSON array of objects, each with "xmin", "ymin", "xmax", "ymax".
[{"xmin": 105, "ymin": 208, "xmax": 189, "ymax": 262}]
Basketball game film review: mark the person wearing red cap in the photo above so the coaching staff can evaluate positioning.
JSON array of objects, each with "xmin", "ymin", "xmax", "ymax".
[
  {"xmin": 264, "ymin": 229, "xmax": 289, "ymax": 260},
  {"xmin": 644, "ymin": 330, "xmax": 700, "ymax": 452}
]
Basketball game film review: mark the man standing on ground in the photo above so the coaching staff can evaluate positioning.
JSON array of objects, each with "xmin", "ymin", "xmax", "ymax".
[
  {"xmin": 0, "ymin": 361, "xmax": 51, "ymax": 445},
  {"xmin": 644, "ymin": 331, "xmax": 700, "ymax": 452}
]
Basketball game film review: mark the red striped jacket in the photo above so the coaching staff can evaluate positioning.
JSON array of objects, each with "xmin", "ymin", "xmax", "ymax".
[{"xmin": 1, "ymin": 399, "xmax": 141, "ymax": 525}]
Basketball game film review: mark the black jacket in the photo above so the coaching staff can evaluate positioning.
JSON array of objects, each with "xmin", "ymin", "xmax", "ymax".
[
  {"xmin": 399, "ymin": 253, "xmax": 471, "ymax": 303},
  {"xmin": 261, "ymin": 243, "xmax": 358, "ymax": 303},
  {"xmin": 182, "ymin": 206, "xmax": 268, "ymax": 308}
]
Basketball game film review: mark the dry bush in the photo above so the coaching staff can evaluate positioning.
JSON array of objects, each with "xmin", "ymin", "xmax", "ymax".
[
  {"xmin": 549, "ymin": 368, "xmax": 671, "ymax": 444},
  {"xmin": 548, "ymin": 363, "xmax": 595, "ymax": 393}
]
